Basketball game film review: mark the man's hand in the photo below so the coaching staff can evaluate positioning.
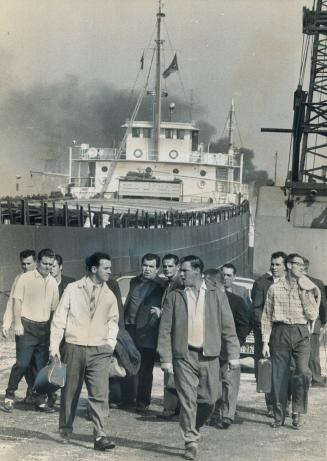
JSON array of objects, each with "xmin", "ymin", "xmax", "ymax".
[
  {"xmin": 229, "ymin": 359, "xmax": 240, "ymax": 370},
  {"xmin": 2, "ymin": 327, "xmax": 9, "ymax": 338},
  {"xmin": 161, "ymin": 362, "xmax": 174, "ymax": 374},
  {"xmin": 14, "ymin": 322, "xmax": 24, "ymax": 336},
  {"xmin": 320, "ymin": 324, "xmax": 327, "ymax": 337},
  {"xmin": 150, "ymin": 307, "xmax": 161, "ymax": 319},
  {"xmin": 262, "ymin": 342, "xmax": 270, "ymax": 358},
  {"xmin": 49, "ymin": 349, "xmax": 60, "ymax": 360}
]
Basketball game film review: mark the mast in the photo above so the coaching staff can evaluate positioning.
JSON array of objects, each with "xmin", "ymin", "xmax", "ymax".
[
  {"xmin": 227, "ymin": 99, "xmax": 234, "ymax": 154},
  {"xmin": 152, "ymin": 1, "xmax": 165, "ymax": 161}
]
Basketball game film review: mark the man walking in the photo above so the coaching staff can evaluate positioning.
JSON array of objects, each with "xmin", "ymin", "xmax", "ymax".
[
  {"xmin": 158, "ymin": 256, "xmax": 240, "ymax": 460},
  {"xmin": 3, "ymin": 248, "xmax": 59, "ymax": 412},
  {"xmin": 261, "ymin": 253, "xmax": 319, "ymax": 429},
  {"xmin": 221, "ymin": 263, "xmax": 251, "ymax": 313},
  {"xmin": 205, "ymin": 268, "xmax": 249, "ymax": 429},
  {"xmin": 251, "ymin": 251, "xmax": 287, "ymax": 415},
  {"xmin": 50, "ymin": 252, "xmax": 119, "ymax": 450},
  {"xmin": 159, "ymin": 254, "xmax": 183, "ymax": 419},
  {"xmin": 51, "ymin": 254, "xmax": 75, "ymax": 298},
  {"xmin": 122, "ymin": 253, "xmax": 164, "ymax": 411}
]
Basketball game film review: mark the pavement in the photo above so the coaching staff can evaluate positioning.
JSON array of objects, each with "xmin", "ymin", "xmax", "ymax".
[{"xmin": 0, "ymin": 338, "xmax": 326, "ymax": 461}]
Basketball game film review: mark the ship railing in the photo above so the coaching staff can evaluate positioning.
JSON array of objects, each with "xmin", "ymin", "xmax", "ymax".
[
  {"xmin": 71, "ymin": 149, "xmax": 124, "ymax": 161},
  {"xmin": 0, "ymin": 199, "xmax": 249, "ymax": 229}
]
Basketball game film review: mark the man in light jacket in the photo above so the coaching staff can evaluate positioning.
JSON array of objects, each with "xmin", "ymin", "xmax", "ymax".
[
  {"xmin": 50, "ymin": 252, "xmax": 119, "ymax": 451},
  {"xmin": 157, "ymin": 255, "xmax": 240, "ymax": 461}
]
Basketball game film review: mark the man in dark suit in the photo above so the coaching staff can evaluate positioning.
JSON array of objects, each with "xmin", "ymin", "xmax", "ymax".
[
  {"xmin": 205, "ymin": 268, "xmax": 249, "ymax": 429},
  {"xmin": 221, "ymin": 264, "xmax": 252, "ymax": 315},
  {"xmin": 159, "ymin": 254, "xmax": 183, "ymax": 419},
  {"xmin": 303, "ymin": 258, "xmax": 327, "ymax": 387},
  {"xmin": 251, "ymin": 251, "xmax": 287, "ymax": 415},
  {"xmin": 122, "ymin": 253, "xmax": 164, "ymax": 411}
]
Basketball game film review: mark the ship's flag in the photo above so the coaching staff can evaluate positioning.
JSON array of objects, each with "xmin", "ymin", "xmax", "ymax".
[
  {"xmin": 140, "ymin": 52, "xmax": 144, "ymax": 70},
  {"xmin": 162, "ymin": 53, "xmax": 178, "ymax": 79}
]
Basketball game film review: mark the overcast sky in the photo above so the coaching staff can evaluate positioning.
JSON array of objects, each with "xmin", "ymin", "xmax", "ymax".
[{"xmin": 0, "ymin": 0, "xmax": 313, "ymax": 193}]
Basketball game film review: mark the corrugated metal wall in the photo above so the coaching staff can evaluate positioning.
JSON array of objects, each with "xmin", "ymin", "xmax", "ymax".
[{"xmin": 0, "ymin": 211, "xmax": 249, "ymax": 316}]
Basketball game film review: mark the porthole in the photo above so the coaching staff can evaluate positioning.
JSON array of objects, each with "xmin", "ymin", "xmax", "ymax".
[
  {"xmin": 173, "ymin": 168, "xmax": 179, "ymax": 174},
  {"xmin": 133, "ymin": 149, "xmax": 143, "ymax": 158},
  {"xmin": 145, "ymin": 167, "xmax": 152, "ymax": 173},
  {"xmin": 169, "ymin": 150, "xmax": 178, "ymax": 159},
  {"xmin": 200, "ymin": 170, "xmax": 207, "ymax": 177},
  {"xmin": 101, "ymin": 166, "xmax": 108, "ymax": 172}
]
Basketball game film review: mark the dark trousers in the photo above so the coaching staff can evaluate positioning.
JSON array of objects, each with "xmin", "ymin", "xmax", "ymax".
[
  {"xmin": 253, "ymin": 322, "xmax": 274, "ymax": 410},
  {"xmin": 270, "ymin": 323, "xmax": 311, "ymax": 423},
  {"xmin": 109, "ymin": 378, "xmax": 122, "ymax": 403},
  {"xmin": 122, "ymin": 324, "xmax": 156, "ymax": 407},
  {"xmin": 6, "ymin": 318, "xmax": 50, "ymax": 399},
  {"xmin": 173, "ymin": 349, "xmax": 220, "ymax": 444},
  {"xmin": 60, "ymin": 343, "xmax": 111, "ymax": 438},
  {"xmin": 309, "ymin": 333, "xmax": 323, "ymax": 383}
]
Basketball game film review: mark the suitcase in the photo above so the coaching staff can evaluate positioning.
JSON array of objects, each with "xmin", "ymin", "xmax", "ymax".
[{"xmin": 257, "ymin": 358, "xmax": 272, "ymax": 393}]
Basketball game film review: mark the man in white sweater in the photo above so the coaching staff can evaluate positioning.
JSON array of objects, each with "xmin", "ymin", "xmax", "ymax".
[{"xmin": 50, "ymin": 252, "xmax": 119, "ymax": 451}]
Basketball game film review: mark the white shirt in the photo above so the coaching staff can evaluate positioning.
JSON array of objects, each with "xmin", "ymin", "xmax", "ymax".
[{"xmin": 185, "ymin": 281, "xmax": 207, "ymax": 348}]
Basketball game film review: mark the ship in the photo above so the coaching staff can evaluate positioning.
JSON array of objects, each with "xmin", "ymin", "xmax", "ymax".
[{"xmin": 64, "ymin": 2, "xmax": 247, "ymax": 206}]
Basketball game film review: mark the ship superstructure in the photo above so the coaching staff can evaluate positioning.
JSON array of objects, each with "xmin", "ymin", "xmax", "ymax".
[{"xmin": 68, "ymin": 2, "xmax": 247, "ymax": 204}]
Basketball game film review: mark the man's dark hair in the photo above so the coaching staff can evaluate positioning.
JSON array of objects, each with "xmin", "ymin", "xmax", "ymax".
[
  {"xmin": 222, "ymin": 263, "xmax": 237, "ymax": 275},
  {"xmin": 37, "ymin": 248, "xmax": 55, "ymax": 261},
  {"xmin": 85, "ymin": 252, "xmax": 111, "ymax": 271},
  {"xmin": 271, "ymin": 251, "xmax": 287, "ymax": 262},
  {"xmin": 162, "ymin": 254, "xmax": 179, "ymax": 265},
  {"xmin": 142, "ymin": 253, "xmax": 160, "ymax": 268},
  {"xmin": 203, "ymin": 268, "xmax": 221, "ymax": 283},
  {"xmin": 286, "ymin": 253, "xmax": 304, "ymax": 265},
  {"xmin": 180, "ymin": 255, "xmax": 204, "ymax": 273},
  {"xmin": 54, "ymin": 254, "xmax": 63, "ymax": 266},
  {"xmin": 19, "ymin": 249, "xmax": 36, "ymax": 261}
]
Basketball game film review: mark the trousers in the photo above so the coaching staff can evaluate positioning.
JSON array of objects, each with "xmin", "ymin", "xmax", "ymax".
[
  {"xmin": 59, "ymin": 343, "xmax": 111, "ymax": 438},
  {"xmin": 309, "ymin": 333, "xmax": 323, "ymax": 383},
  {"xmin": 253, "ymin": 322, "xmax": 274, "ymax": 410},
  {"xmin": 213, "ymin": 358, "xmax": 240, "ymax": 422},
  {"xmin": 173, "ymin": 349, "xmax": 220, "ymax": 444},
  {"xmin": 270, "ymin": 323, "xmax": 311, "ymax": 423},
  {"xmin": 6, "ymin": 317, "xmax": 50, "ymax": 399}
]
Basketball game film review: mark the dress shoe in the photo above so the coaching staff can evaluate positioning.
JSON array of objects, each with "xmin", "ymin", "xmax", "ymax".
[
  {"xmin": 109, "ymin": 402, "xmax": 120, "ymax": 409},
  {"xmin": 3, "ymin": 398, "xmax": 14, "ymax": 413},
  {"xmin": 94, "ymin": 436, "xmax": 115, "ymax": 451},
  {"xmin": 59, "ymin": 431, "xmax": 71, "ymax": 444},
  {"xmin": 36, "ymin": 403, "xmax": 55, "ymax": 413},
  {"xmin": 292, "ymin": 413, "xmax": 304, "ymax": 429},
  {"xmin": 266, "ymin": 408, "xmax": 274, "ymax": 418},
  {"xmin": 135, "ymin": 402, "xmax": 149, "ymax": 413},
  {"xmin": 270, "ymin": 420, "xmax": 284, "ymax": 428},
  {"xmin": 221, "ymin": 417, "xmax": 232, "ymax": 429},
  {"xmin": 183, "ymin": 443, "xmax": 198, "ymax": 460}
]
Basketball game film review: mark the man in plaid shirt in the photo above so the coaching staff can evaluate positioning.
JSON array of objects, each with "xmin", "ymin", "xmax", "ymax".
[{"xmin": 261, "ymin": 253, "xmax": 319, "ymax": 429}]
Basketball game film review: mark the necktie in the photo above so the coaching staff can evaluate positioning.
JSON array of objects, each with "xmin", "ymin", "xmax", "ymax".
[{"xmin": 90, "ymin": 285, "xmax": 97, "ymax": 317}]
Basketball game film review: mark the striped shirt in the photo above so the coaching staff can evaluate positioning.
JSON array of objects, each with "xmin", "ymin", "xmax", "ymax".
[{"xmin": 261, "ymin": 277, "xmax": 318, "ymax": 342}]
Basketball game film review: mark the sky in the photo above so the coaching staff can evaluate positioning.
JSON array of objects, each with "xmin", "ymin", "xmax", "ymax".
[{"xmin": 0, "ymin": 0, "xmax": 313, "ymax": 195}]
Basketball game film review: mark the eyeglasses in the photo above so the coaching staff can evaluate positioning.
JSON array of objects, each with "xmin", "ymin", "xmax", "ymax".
[{"xmin": 290, "ymin": 261, "xmax": 305, "ymax": 267}]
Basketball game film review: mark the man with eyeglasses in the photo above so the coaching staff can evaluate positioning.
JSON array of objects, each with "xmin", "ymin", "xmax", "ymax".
[{"xmin": 261, "ymin": 253, "xmax": 319, "ymax": 429}]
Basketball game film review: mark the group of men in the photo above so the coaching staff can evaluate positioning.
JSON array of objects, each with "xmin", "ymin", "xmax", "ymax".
[{"xmin": 1, "ymin": 247, "xmax": 326, "ymax": 460}]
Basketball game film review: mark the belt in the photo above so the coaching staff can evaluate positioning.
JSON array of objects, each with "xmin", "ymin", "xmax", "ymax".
[
  {"xmin": 21, "ymin": 317, "xmax": 50, "ymax": 326},
  {"xmin": 188, "ymin": 345, "xmax": 203, "ymax": 353}
]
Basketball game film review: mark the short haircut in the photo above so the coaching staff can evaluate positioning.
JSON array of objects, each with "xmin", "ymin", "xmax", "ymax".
[
  {"xmin": 142, "ymin": 253, "xmax": 160, "ymax": 268},
  {"xmin": 162, "ymin": 254, "xmax": 179, "ymax": 265},
  {"xmin": 204, "ymin": 268, "xmax": 222, "ymax": 285},
  {"xmin": 19, "ymin": 249, "xmax": 36, "ymax": 261},
  {"xmin": 222, "ymin": 263, "xmax": 237, "ymax": 275},
  {"xmin": 302, "ymin": 257, "xmax": 309, "ymax": 267},
  {"xmin": 180, "ymin": 255, "xmax": 204, "ymax": 273},
  {"xmin": 286, "ymin": 253, "xmax": 304, "ymax": 265},
  {"xmin": 271, "ymin": 251, "xmax": 287, "ymax": 263},
  {"xmin": 38, "ymin": 248, "xmax": 55, "ymax": 261},
  {"xmin": 85, "ymin": 252, "xmax": 111, "ymax": 271},
  {"xmin": 54, "ymin": 254, "xmax": 63, "ymax": 266}
]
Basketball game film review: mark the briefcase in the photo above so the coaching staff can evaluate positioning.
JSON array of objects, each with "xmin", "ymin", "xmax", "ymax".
[
  {"xmin": 257, "ymin": 358, "xmax": 272, "ymax": 393},
  {"xmin": 33, "ymin": 357, "xmax": 66, "ymax": 395}
]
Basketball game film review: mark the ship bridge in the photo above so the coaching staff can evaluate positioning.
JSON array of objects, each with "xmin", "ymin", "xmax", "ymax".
[{"xmin": 122, "ymin": 120, "xmax": 199, "ymax": 163}]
